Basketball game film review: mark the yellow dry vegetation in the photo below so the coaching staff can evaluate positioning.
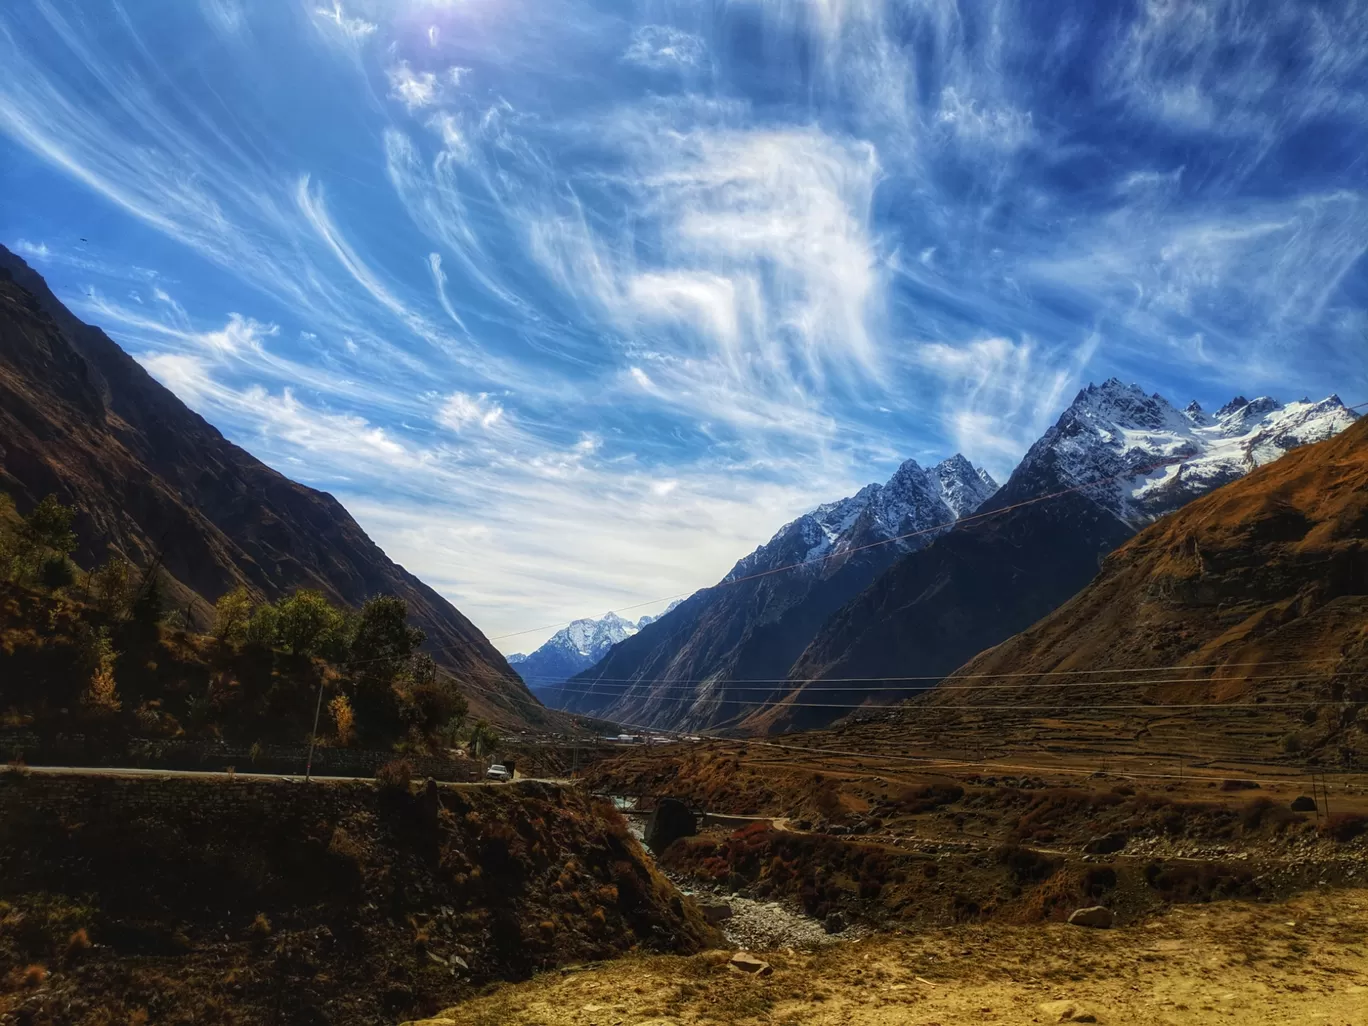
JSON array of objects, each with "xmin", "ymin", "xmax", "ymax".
[{"xmin": 403, "ymin": 888, "xmax": 1368, "ymax": 1026}]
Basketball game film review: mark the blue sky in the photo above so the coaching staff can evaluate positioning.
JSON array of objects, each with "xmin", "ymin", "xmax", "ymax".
[{"xmin": 2, "ymin": 0, "xmax": 1365, "ymax": 651}]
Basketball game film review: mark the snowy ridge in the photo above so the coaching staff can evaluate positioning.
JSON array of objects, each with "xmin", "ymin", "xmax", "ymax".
[
  {"xmin": 510, "ymin": 604, "xmax": 680, "ymax": 689},
  {"xmin": 722, "ymin": 454, "xmax": 1000, "ymax": 583},
  {"xmin": 1022, "ymin": 379, "xmax": 1357, "ymax": 526}
]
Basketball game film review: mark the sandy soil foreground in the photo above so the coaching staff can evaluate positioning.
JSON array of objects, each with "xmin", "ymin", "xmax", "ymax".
[{"xmin": 404, "ymin": 888, "xmax": 1367, "ymax": 1026}]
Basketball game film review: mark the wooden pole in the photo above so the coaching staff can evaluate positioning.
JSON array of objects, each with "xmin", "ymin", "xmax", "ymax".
[{"xmin": 305, "ymin": 681, "xmax": 326, "ymax": 783}]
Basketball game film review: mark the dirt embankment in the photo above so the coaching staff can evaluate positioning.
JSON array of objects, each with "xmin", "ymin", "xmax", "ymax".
[
  {"xmin": 398, "ymin": 887, "xmax": 1368, "ymax": 1026},
  {"xmin": 589, "ymin": 743, "xmax": 1368, "ymax": 932},
  {"xmin": 0, "ymin": 772, "xmax": 719, "ymax": 1025}
]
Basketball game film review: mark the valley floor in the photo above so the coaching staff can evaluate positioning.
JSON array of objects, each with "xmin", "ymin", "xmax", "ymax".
[{"xmin": 405, "ymin": 887, "xmax": 1368, "ymax": 1026}]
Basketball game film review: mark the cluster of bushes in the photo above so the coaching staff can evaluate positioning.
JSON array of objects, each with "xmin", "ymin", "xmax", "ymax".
[
  {"xmin": 0, "ymin": 494, "xmax": 487, "ymax": 754},
  {"xmin": 0, "ymin": 495, "xmax": 80, "ymax": 593},
  {"xmin": 207, "ymin": 585, "xmax": 474, "ymax": 750}
]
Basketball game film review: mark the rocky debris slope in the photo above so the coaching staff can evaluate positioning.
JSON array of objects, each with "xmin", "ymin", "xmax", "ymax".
[
  {"xmin": 0, "ymin": 245, "xmax": 540, "ymax": 727},
  {"xmin": 546, "ymin": 456, "xmax": 997, "ymax": 731}
]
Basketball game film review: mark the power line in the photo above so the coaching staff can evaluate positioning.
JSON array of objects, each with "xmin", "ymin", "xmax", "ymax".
[
  {"xmin": 487, "ymin": 400, "xmax": 1368, "ymax": 646},
  {"xmin": 516, "ymin": 670, "xmax": 1353, "ymax": 692},
  {"xmin": 513, "ymin": 681, "xmax": 1332, "ymax": 711}
]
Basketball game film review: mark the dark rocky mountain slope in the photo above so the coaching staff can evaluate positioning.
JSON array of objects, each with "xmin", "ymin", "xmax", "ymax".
[
  {"xmin": 930, "ymin": 413, "xmax": 1368, "ymax": 741},
  {"xmin": 545, "ymin": 456, "xmax": 998, "ymax": 731},
  {"xmin": 761, "ymin": 380, "xmax": 1357, "ymax": 733},
  {"xmin": 0, "ymin": 244, "xmax": 540, "ymax": 726}
]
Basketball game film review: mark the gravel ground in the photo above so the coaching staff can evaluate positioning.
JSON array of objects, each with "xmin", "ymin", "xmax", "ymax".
[{"xmin": 715, "ymin": 895, "xmax": 853, "ymax": 950}]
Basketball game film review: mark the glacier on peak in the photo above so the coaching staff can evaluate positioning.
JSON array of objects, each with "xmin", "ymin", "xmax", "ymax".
[{"xmin": 1017, "ymin": 378, "xmax": 1357, "ymax": 527}]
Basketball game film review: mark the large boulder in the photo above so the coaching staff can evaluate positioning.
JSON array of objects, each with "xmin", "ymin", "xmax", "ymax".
[
  {"xmin": 645, "ymin": 798, "xmax": 697, "ymax": 853},
  {"xmin": 729, "ymin": 952, "xmax": 773, "ymax": 976},
  {"xmin": 1291, "ymin": 795, "xmax": 1318, "ymax": 812}
]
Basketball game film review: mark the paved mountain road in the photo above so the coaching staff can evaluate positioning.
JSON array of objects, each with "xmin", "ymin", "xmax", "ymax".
[{"xmin": 11, "ymin": 765, "xmax": 573, "ymax": 787}]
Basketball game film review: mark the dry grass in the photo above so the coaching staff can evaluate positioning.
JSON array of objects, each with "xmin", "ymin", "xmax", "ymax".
[{"xmin": 410, "ymin": 889, "xmax": 1368, "ymax": 1026}]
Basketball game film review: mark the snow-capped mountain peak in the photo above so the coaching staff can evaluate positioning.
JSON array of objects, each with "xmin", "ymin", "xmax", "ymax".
[
  {"xmin": 931, "ymin": 453, "xmax": 1000, "ymax": 519},
  {"xmin": 1016, "ymin": 380, "xmax": 1356, "ymax": 527},
  {"xmin": 509, "ymin": 609, "xmax": 667, "ymax": 690},
  {"xmin": 722, "ymin": 452, "xmax": 1000, "ymax": 582}
]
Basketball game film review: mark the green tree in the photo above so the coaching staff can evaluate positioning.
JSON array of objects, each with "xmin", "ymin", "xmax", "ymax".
[
  {"xmin": 466, "ymin": 720, "xmax": 500, "ymax": 759},
  {"xmin": 213, "ymin": 586, "xmax": 255, "ymax": 644},
  {"xmin": 275, "ymin": 590, "xmax": 341, "ymax": 657},
  {"xmin": 89, "ymin": 555, "xmax": 136, "ymax": 619},
  {"xmin": 22, "ymin": 495, "xmax": 77, "ymax": 556},
  {"xmin": 347, "ymin": 596, "xmax": 424, "ymax": 743},
  {"xmin": 435, "ymin": 688, "xmax": 471, "ymax": 748},
  {"xmin": 3, "ymin": 495, "xmax": 77, "ymax": 585},
  {"xmin": 244, "ymin": 601, "xmax": 280, "ymax": 649},
  {"xmin": 350, "ymin": 596, "xmax": 425, "ymax": 673}
]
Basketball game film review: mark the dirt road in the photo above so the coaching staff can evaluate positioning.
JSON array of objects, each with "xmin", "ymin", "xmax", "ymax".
[
  {"xmin": 14, "ymin": 765, "xmax": 570, "ymax": 786},
  {"xmin": 401, "ymin": 889, "xmax": 1368, "ymax": 1026}
]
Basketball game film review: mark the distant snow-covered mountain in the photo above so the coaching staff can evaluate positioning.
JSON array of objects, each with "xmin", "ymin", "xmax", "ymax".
[{"xmin": 509, "ymin": 606, "xmax": 678, "ymax": 692}]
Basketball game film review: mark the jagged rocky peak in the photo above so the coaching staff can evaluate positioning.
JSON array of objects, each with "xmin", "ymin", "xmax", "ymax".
[
  {"xmin": 1022, "ymin": 378, "xmax": 1357, "ymax": 527},
  {"xmin": 1068, "ymin": 377, "xmax": 1188, "ymax": 431},
  {"xmin": 508, "ymin": 608, "xmax": 662, "ymax": 688},
  {"xmin": 931, "ymin": 453, "xmax": 999, "ymax": 518},
  {"xmin": 562, "ymin": 611, "xmax": 639, "ymax": 656},
  {"xmin": 723, "ymin": 452, "xmax": 999, "ymax": 582}
]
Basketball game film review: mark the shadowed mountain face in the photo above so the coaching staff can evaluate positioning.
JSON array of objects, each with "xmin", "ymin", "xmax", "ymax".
[
  {"xmin": 543, "ymin": 456, "xmax": 998, "ymax": 731},
  {"xmin": 932, "ymin": 414, "xmax": 1368, "ymax": 719},
  {"xmin": 0, "ymin": 245, "xmax": 542, "ymax": 727},
  {"xmin": 768, "ymin": 381, "xmax": 1358, "ymax": 734}
]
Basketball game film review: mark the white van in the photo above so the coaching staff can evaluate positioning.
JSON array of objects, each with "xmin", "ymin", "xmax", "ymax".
[{"xmin": 485, "ymin": 764, "xmax": 510, "ymax": 782}]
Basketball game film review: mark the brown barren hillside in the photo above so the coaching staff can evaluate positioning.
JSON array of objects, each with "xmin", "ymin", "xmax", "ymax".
[
  {"xmin": 938, "ymin": 415, "xmax": 1368, "ymax": 716},
  {"xmin": 0, "ymin": 245, "xmax": 541, "ymax": 727}
]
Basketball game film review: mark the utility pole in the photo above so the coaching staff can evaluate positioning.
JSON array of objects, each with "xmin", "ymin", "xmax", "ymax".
[{"xmin": 305, "ymin": 681, "xmax": 326, "ymax": 783}]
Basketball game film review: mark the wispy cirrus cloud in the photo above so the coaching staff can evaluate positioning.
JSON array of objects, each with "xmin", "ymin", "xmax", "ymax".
[
  {"xmin": 312, "ymin": 1, "xmax": 376, "ymax": 43},
  {"xmin": 623, "ymin": 26, "xmax": 707, "ymax": 70},
  {"xmin": 4, "ymin": 0, "xmax": 1365, "ymax": 650}
]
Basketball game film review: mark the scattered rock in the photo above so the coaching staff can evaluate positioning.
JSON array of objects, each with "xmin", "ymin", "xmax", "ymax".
[
  {"xmin": 824, "ymin": 911, "xmax": 846, "ymax": 935},
  {"xmin": 1083, "ymin": 832, "xmax": 1128, "ymax": 855},
  {"xmin": 1291, "ymin": 795, "xmax": 1318, "ymax": 812},
  {"xmin": 1038, "ymin": 998, "xmax": 1099, "ymax": 1021},
  {"xmin": 645, "ymin": 798, "xmax": 697, "ymax": 853},
  {"xmin": 728, "ymin": 952, "xmax": 774, "ymax": 976},
  {"xmin": 1067, "ymin": 906, "xmax": 1115, "ymax": 929}
]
